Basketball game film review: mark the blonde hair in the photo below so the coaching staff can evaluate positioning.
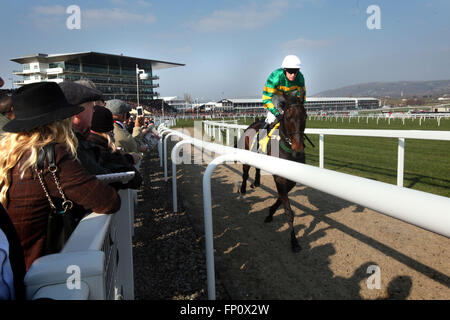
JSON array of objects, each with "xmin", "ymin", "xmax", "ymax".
[{"xmin": 0, "ymin": 118, "xmax": 78, "ymax": 206}]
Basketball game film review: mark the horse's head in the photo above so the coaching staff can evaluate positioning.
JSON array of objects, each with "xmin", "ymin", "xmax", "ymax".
[{"xmin": 279, "ymin": 89, "xmax": 307, "ymax": 158}]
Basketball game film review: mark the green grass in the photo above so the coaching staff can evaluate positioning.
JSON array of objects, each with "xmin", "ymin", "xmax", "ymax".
[{"xmin": 173, "ymin": 116, "xmax": 450, "ymax": 197}]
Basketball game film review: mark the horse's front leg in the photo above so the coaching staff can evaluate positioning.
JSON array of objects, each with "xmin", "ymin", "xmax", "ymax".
[
  {"xmin": 276, "ymin": 178, "xmax": 301, "ymax": 252},
  {"xmin": 240, "ymin": 164, "xmax": 250, "ymax": 194}
]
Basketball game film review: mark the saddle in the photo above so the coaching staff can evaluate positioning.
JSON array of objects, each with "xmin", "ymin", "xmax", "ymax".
[{"xmin": 250, "ymin": 122, "xmax": 281, "ymax": 154}]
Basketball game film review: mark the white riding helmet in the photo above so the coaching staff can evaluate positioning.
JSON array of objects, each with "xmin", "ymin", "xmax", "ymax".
[{"xmin": 281, "ymin": 55, "xmax": 301, "ymax": 69}]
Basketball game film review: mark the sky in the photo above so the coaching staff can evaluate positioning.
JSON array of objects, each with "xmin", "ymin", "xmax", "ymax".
[{"xmin": 1, "ymin": 0, "xmax": 449, "ymax": 101}]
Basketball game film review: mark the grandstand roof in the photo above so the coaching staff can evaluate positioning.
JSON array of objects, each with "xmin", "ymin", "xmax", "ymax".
[{"xmin": 11, "ymin": 51, "xmax": 184, "ymax": 70}]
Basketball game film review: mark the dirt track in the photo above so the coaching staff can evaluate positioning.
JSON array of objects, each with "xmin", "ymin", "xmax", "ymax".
[{"xmin": 171, "ymin": 133, "xmax": 450, "ymax": 300}]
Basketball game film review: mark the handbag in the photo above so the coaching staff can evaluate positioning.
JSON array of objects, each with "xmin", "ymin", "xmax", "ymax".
[{"xmin": 35, "ymin": 143, "xmax": 77, "ymax": 255}]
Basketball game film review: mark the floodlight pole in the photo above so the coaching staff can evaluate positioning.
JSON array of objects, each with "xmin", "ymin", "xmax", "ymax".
[{"xmin": 136, "ymin": 64, "xmax": 140, "ymax": 108}]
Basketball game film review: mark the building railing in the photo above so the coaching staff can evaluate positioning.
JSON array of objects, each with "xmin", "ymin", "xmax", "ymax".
[
  {"xmin": 158, "ymin": 124, "xmax": 450, "ymax": 300},
  {"xmin": 24, "ymin": 172, "xmax": 136, "ymax": 300}
]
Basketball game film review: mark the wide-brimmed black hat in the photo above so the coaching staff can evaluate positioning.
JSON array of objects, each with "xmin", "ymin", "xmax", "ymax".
[{"xmin": 3, "ymin": 82, "xmax": 84, "ymax": 133}]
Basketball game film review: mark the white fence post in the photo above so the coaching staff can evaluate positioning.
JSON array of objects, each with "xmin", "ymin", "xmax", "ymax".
[
  {"xmin": 319, "ymin": 134, "xmax": 324, "ymax": 169},
  {"xmin": 397, "ymin": 138, "xmax": 405, "ymax": 187},
  {"xmin": 171, "ymin": 140, "xmax": 194, "ymax": 212}
]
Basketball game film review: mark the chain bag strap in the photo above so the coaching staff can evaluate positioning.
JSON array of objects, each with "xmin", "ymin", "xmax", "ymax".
[{"xmin": 36, "ymin": 143, "xmax": 74, "ymax": 254}]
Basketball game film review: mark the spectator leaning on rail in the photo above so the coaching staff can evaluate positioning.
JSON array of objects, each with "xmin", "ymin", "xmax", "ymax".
[
  {"xmin": 59, "ymin": 80, "xmax": 111, "ymax": 175},
  {"xmin": 87, "ymin": 105, "xmax": 143, "ymax": 190},
  {"xmin": 262, "ymin": 55, "xmax": 306, "ymax": 127},
  {"xmin": 0, "ymin": 82, "xmax": 120, "ymax": 270},
  {"xmin": 0, "ymin": 202, "xmax": 25, "ymax": 300},
  {"xmin": 106, "ymin": 99, "xmax": 148, "ymax": 163}
]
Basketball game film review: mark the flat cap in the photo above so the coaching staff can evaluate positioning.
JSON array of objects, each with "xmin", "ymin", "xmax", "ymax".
[
  {"xmin": 105, "ymin": 99, "xmax": 131, "ymax": 115},
  {"xmin": 59, "ymin": 80, "xmax": 103, "ymax": 106}
]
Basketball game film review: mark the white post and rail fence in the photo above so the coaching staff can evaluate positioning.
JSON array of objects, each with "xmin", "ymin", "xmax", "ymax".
[
  {"xmin": 158, "ymin": 123, "xmax": 450, "ymax": 300},
  {"xmin": 202, "ymin": 120, "xmax": 450, "ymax": 187}
]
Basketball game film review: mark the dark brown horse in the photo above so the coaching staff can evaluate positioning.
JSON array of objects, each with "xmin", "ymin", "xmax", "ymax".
[{"xmin": 237, "ymin": 89, "xmax": 307, "ymax": 252}]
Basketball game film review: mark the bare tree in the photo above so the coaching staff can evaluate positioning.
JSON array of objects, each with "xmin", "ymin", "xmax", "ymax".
[{"xmin": 184, "ymin": 93, "xmax": 193, "ymax": 103}]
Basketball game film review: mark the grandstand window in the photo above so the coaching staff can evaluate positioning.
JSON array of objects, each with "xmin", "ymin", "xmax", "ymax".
[
  {"xmin": 109, "ymin": 67, "xmax": 120, "ymax": 75},
  {"xmin": 65, "ymin": 62, "xmax": 80, "ymax": 72},
  {"xmin": 49, "ymin": 62, "xmax": 64, "ymax": 69},
  {"xmin": 83, "ymin": 64, "xmax": 108, "ymax": 74}
]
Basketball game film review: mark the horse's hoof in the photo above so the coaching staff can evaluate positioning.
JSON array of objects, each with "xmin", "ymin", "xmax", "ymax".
[
  {"xmin": 240, "ymin": 188, "xmax": 247, "ymax": 194},
  {"xmin": 264, "ymin": 216, "xmax": 273, "ymax": 223},
  {"xmin": 250, "ymin": 183, "xmax": 256, "ymax": 189}
]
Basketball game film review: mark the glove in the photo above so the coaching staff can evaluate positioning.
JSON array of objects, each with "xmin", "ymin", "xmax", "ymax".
[{"xmin": 275, "ymin": 113, "xmax": 283, "ymax": 122}]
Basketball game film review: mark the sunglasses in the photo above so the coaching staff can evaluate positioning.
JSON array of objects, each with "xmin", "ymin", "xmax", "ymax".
[{"xmin": 284, "ymin": 68, "xmax": 299, "ymax": 75}]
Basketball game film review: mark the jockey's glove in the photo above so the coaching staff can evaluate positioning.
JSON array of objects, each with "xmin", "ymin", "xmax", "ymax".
[{"xmin": 276, "ymin": 113, "xmax": 283, "ymax": 122}]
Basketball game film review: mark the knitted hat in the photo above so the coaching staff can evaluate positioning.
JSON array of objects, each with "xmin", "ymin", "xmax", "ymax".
[{"xmin": 91, "ymin": 105, "xmax": 114, "ymax": 133}]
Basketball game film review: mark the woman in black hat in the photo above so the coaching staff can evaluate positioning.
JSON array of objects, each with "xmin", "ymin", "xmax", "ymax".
[{"xmin": 0, "ymin": 82, "xmax": 121, "ymax": 271}]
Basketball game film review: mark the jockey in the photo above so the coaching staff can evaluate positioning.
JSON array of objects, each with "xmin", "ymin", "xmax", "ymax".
[{"xmin": 262, "ymin": 55, "xmax": 306, "ymax": 126}]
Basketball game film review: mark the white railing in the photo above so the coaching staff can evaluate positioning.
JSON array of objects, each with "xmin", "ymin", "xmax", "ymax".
[
  {"xmin": 24, "ymin": 172, "xmax": 136, "ymax": 300},
  {"xmin": 308, "ymin": 113, "xmax": 450, "ymax": 126},
  {"xmin": 158, "ymin": 124, "xmax": 450, "ymax": 300},
  {"xmin": 203, "ymin": 121, "xmax": 450, "ymax": 187}
]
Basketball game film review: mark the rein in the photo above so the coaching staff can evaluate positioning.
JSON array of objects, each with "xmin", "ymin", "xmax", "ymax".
[{"xmin": 277, "ymin": 118, "xmax": 314, "ymax": 152}]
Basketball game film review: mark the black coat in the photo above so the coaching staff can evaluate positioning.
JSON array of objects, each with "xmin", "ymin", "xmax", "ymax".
[
  {"xmin": 0, "ymin": 204, "xmax": 26, "ymax": 300},
  {"xmin": 86, "ymin": 133, "xmax": 142, "ymax": 190}
]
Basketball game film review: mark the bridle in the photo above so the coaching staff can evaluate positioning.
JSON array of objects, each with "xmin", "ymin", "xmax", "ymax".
[{"xmin": 277, "ymin": 104, "xmax": 306, "ymax": 151}]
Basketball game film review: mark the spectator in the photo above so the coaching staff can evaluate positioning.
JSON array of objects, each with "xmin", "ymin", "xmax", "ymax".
[
  {"xmin": 106, "ymin": 99, "xmax": 148, "ymax": 162},
  {"xmin": 126, "ymin": 114, "xmax": 135, "ymax": 134},
  {"xmin": 0, "ymin": 96, "xmax": 14, "ymax": 135},
  {"xmin": 0, "ymin": 82, "xmax": 120, "ymax": 270},
  {"xmin": 88, "ymin": 106, "xmax": 142, "ymax": 189},
  {"xmin": 59, "ymin": 80, "xmax": 110, "ymax": 174},
  {"xmin": 0, "ymin": 203, "xmax": 25, "ymax": 300}
]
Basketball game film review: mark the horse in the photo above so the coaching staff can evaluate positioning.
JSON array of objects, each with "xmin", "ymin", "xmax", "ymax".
[{"xmin": 237, "ymin": 89, "xmax": 307, "ymax": 252}]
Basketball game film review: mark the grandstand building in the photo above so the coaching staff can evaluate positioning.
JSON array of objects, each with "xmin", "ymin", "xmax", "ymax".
[
  {"xmin": 219, "ymin": 97, "xmax": 380, "ymax": 113},
  {"xmin": 11, "ymin": 52, "xmax": 184, "ymax": 104}
]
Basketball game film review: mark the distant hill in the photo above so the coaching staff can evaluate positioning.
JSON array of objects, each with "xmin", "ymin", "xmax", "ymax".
[{"xmin": 313, "ymin": 80, "xmax": 450, "ymax": 98}]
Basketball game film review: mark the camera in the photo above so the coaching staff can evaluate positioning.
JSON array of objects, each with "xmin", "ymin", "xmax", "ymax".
[{"xmin": 137, "ymin": 106, "xmax": 143, "ymax": 116}]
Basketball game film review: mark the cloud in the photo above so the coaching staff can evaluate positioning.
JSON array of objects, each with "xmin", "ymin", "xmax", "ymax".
[
  {"xmin": 109, "ymin": 0, "xmax": 128, "ymax": 5},
  {"xmin": 282, "ymin": 38, "xmax": 328, "ymax": 52},
  {"xmin": 31, "ymin": 5, "xmax": 66, "ymax": 16},
  {"xmin": 83, "ymin": 8, "xmax": 156, "ymax": 24},
  {"xmin": 194, "ymin": 0, "xmax": 289, "ymax": 32},
  {"xmin": 137, "ymin": 0, "xmax": 152, "ymax": 7},
  {"xmin": 29, "ymin": 5, "xmax": 156, "ymax": 29}
]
